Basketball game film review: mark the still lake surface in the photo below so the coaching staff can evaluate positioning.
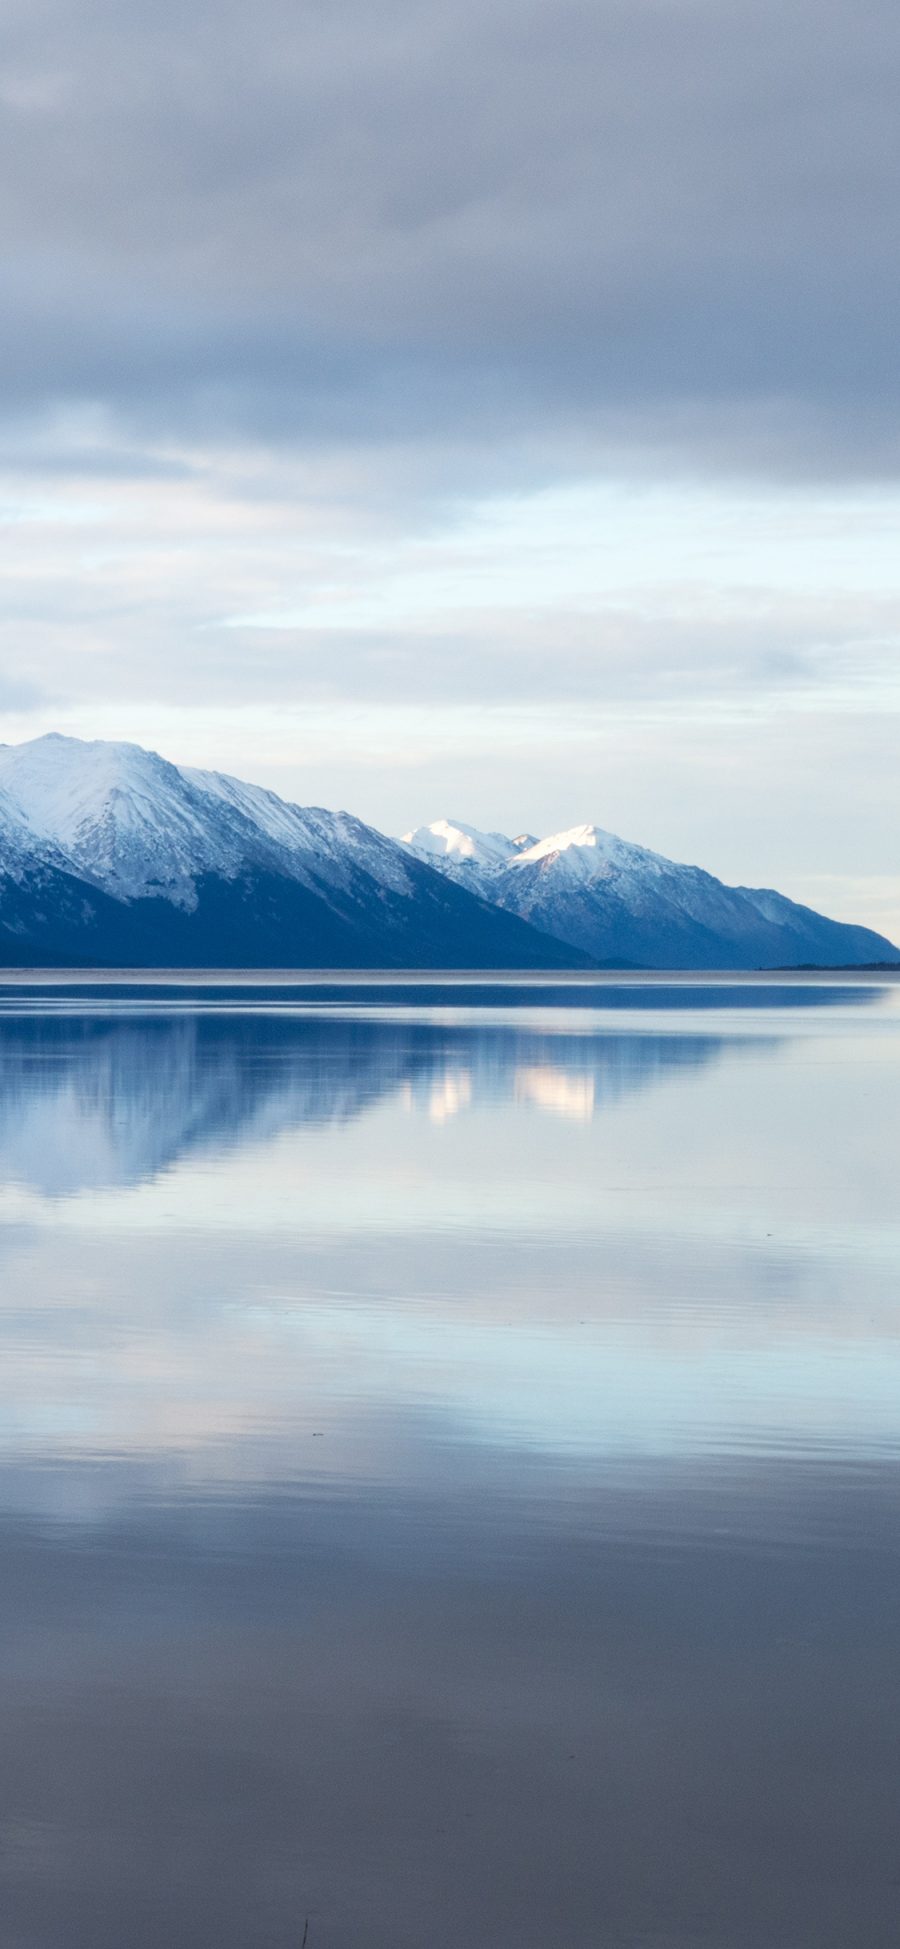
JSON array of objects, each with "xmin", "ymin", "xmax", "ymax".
[{"xmin": 0, "ymin": 974, "xmax": 899, "ymax": 1948}]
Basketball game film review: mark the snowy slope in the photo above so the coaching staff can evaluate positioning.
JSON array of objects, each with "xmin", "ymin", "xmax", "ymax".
[
  {"xmin": 510, "ymin": 824, "xmax": 651, "ymax": 883},
  {"xmin": 403, "ymin": 817, "xmax": 900, "ymax": 968},
  {"xmin": 0, "ymin": 735, "xmax": 415, "ymax": 908},
  {"xmin": 0, "ymin": 736, "xmax": 584, "ymax": 969},
  {"xmin": 0, "ymin": 777, "xmax": 78, "ymax": 880},
  {"xmin": 401, "ymin": 819, "xmax": 535, "ymax": 895}
]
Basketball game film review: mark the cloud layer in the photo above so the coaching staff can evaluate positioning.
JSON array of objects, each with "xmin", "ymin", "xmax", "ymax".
[{"xmin": 2, "ymin": 0, "xmax": 900, "ymax": 471}]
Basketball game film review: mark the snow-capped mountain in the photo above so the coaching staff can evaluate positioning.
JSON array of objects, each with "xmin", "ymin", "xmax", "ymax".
[
  {"xmin": 402, "ymin": 818, "xmax": 535, "ymax": 883},
  {"xmin": 402, "ymin": 818, "xmax": 900, "ymax": 968},
  {"xmin": 0, "ymin": 737, "xmax": 584, "ymax": 969},
  {"xmin": 0, "ymin": 740, "xmax": 894, "ymax": 969},
  {"xmin": 0, "ymin": 735, "xmax": 415, "ymax": 907}
]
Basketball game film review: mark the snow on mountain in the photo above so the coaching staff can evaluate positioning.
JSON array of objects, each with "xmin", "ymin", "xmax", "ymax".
[
  {"xmin": 403, "ymin": 814, "xmax": 900, "ymax": 968},
  {"xmin": 0, "ymin": 783, "xmax": 60, "ymax": 878},
  {"xmin": 401, "ymin": 819, "xmax": 535, "ymax": 894},
  {"xmin": 508, "ymin": 823, "xmax": 658, "ymax": 884},
  {"xmin": 0, "ymin": 735, "xmax": 416, "ymax": 909},
  {"xmin": 0, "ymin": 737, "xmax": 226, "ymax": 906},
  {"xmin": 402, "ymin": 818, "xmax": 519, "ymax": 868},
  {"xmin": 0, "ymin": 736, "xmax": 584, "ymax": 969},
  {"xmin": 180, "ymin": 765, "xmax": 417, "ymax": 898}
]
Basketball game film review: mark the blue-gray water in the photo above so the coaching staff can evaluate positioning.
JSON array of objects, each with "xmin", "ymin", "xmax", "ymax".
[{"xmin": 1, "ymin": 976, "xmax": 899, "ymax": 1948}]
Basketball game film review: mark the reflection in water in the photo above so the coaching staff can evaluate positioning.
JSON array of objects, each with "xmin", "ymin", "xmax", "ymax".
[
  {"xmin": 0, "ymin": 1008, "xmax": 746, "ymax": 1192},
  {"xmin": 0, "ymin": 979, "xmax": 898, "ymax": 1949},
  {"xmin": 514, "ymin": 1061, "xmax": 595, "ymax": 1119}
]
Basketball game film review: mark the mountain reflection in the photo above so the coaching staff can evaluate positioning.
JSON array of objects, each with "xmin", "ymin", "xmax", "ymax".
[
  {"xmin": 0, "ymin": 1006, "xmax": 745, "ymax": 1194},
  {"xmin": 0, "ymin": 980, "xmax": 880, "ymax": 1196}
]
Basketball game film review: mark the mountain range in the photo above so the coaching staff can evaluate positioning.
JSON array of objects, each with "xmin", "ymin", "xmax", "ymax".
[
  {"xmin": 402, "ymin": 817, "xmax": 899, "ymax": 970},
  {"xmin": 0, "ymin": 736, "xmax": 579, "ymax": 969},
  {"xmin": 0, "ymin": 735, "xmax": 894, "ymax": 969}
]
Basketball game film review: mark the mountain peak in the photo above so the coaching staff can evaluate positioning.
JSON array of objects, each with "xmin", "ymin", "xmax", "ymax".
[
  {"xmin": 0, "ymin": 734, "xmax": 225, "ymax": 905},
  {"xmin": 400, "ymin": 818, "xmax": 518, "ymax": 869},
  {"xmin": 509, "ymin": 822, "xmax": 654, "ymax": 883}
]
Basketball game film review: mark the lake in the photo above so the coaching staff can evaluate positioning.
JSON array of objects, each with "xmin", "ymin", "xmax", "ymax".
[{"xmin": 0, "ymin": 974, "xmax": 898, "ymax": 1948}]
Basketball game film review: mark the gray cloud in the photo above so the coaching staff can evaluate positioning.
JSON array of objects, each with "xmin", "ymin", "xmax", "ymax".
[
  {"xmin": 216, "ymin": 608, "xmax": 900, "ymax": 710},
  {"xmin": 1, "ymin": 0, "xmax": 899, "ymax": 476}
]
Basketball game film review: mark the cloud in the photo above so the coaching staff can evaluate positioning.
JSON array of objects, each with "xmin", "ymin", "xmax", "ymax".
[
  {"xmin": 0, "ymin": 0, "xmax": 898, "ymax": 477},
  {"xmin": 0, "ymin": 673, "xmax": 46, "ymax": 712}
]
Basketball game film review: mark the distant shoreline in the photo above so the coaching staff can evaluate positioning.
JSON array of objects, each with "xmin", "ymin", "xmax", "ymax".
[{"xmin": 0, "ymin": 966, "xmax": 897, "ymax": 987}]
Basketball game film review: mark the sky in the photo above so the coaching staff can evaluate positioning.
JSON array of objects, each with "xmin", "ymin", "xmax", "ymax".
[{"xmin": 0, "ymin": 0, "xmax": 898, "ymax": 938}]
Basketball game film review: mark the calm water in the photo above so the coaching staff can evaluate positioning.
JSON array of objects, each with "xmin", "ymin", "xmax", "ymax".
[{"xmin": 1, "ymin": 976, "xmax": 899, "ymax": 1948}]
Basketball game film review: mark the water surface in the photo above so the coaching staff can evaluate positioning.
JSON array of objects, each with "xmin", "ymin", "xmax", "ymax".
[{"xmin": 1, "ymin": 976, "xmax": 899, "ymax": 1948}]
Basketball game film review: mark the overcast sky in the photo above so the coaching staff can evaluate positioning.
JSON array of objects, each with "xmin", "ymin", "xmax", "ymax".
[{"xmin": 1, "ymin": 0, "xmax": 898, "ymax": 935}]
